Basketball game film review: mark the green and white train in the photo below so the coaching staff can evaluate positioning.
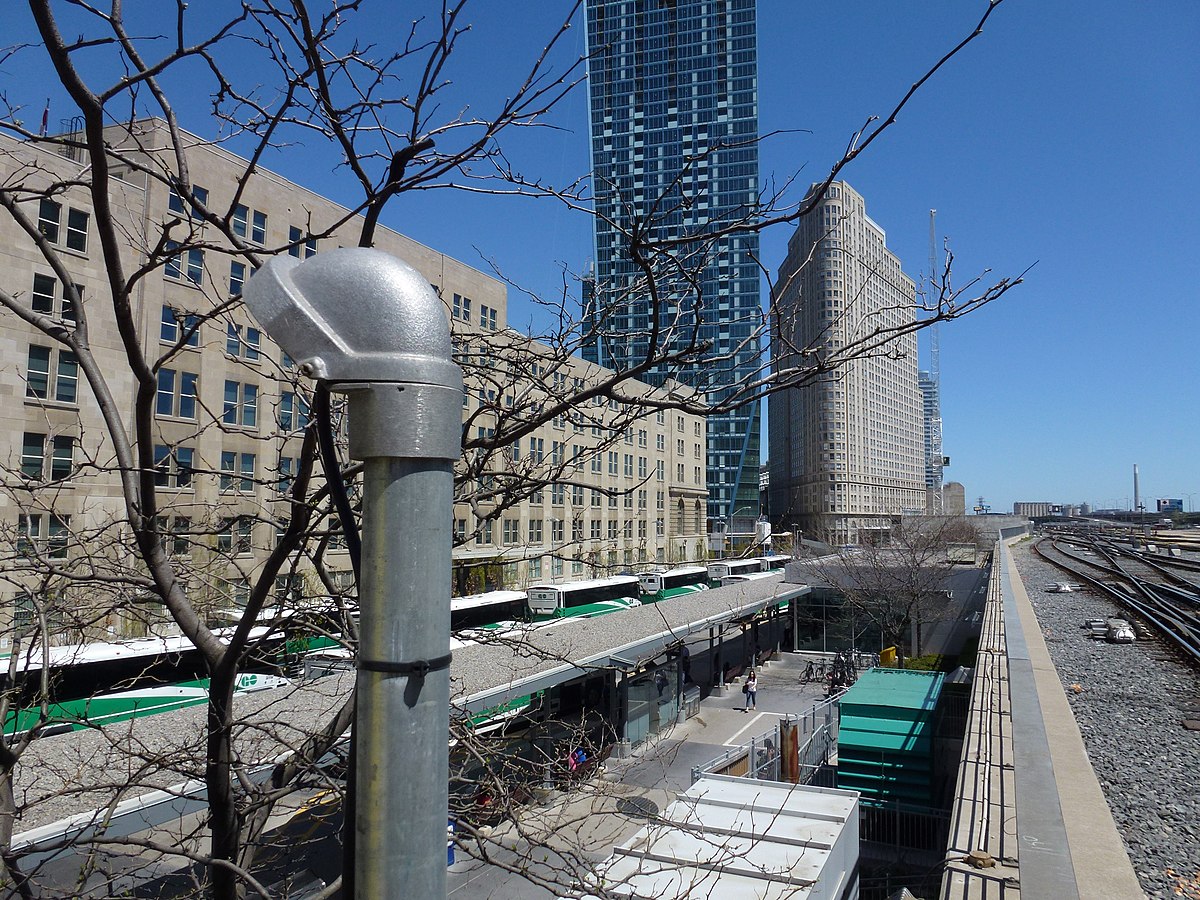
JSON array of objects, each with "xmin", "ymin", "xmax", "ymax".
[
  {"xmin": 525, "ymin": 575, "xmax": 641, "ymax": 620},
  {"xmin": 636, "ymin": 566, "xmax": 710, "ymax": 603},
  {"xmin": 4, "ymin": 672, "xmax": 290, "ymax": 737}
]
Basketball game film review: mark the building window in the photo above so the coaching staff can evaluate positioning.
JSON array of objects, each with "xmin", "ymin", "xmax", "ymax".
[
  {"xmin": 218, "ymin": 517, "xmax": 253, "ymax": 554},
  {"xmin": 226, "ymin": 323, "xmax": 261, "ymax": 360},
  {"xmin": 277, "ymin": 455, "xmax": 298, "ymax": 494},
  {"xmin": 623, "ymin": 454, "xmax": 633, "ymax": 477},
  {"xmin": 229, "ymin": 261, "xmax": 246, "ymax": 296},
  {"xmin": 18, "ymin": 514, "xmax": 70, "ymax": 559},
  {"xmin": 159, "ymin": 516, "xmax": 191, "ymax": 555},
  {"xmin": 475, "ymin": 519, "xmax": 492, "ymax": 546},
  {"xmin": 222, "ymin": 380, "xmax": 259, "ymax": 427},
  {"xmin": 26, "ymin": 345, "xmax": 78, "ymax": 403},
  {"xmin": 608, "ymin": 521, "xmax": 618, "ymax": 540},
  {"xmin": 452, "ymin": 293, "xmax": 472, "ymax": 321},
  {"xmin": 252, "ymin": 210, "xmax": 268, "ymax": 244},
  {"xmin": 156, "ymin": 368, "xmax": 198, "ymax": 419},
  {"xmin": 154, "ymin": 444, "xmax": 195, "ymax": 488},
  {"xmin": 165, "ymin": 241, "xmax": 204, "ymax": 285},
  {"xmin": 502, "ymin": 518, "xmax": 519, "ymax": 545},
  {"xmin": 480, "ymin": 305, "xmax": 498, "ymax": 330},
  {"xmin": 278, "ymin": 392, "xmax": 310, "ymax": 432},
  {"xmin": 65, "ymin": 207, "xmax": 89, "ymax": 252},
  {"xmin": 552, "ymin": 558, "xmax": 563, "ymax": 577},
  {"xmin": 21, "ymin": 432, "xmax": 45, "ymax": 479},
  {"xmin": 657, "ymin": 435, "xmax": 665, "ymax": 451},
  {"xmin": 572, "ymin": 485, "xmax": 584, "ymax": 506},
  {"xmin": 30, "ymin": 273, "xmax": 76, "ymax": 321},
  {"xmin": 232, "ymin": 204, "xmax": 248, "ymax": 238},
  {"xmin": 591, "ymin": 520, "xmax": 601, "ymax": 540},
  {"xmin": 528, "ymin": 557, "xmax": 542, "ymax": 580},
  {"xmin": 50, "ymin": 435, "xmax": 74, "ymax": 481},
  {"xmin": 220, "ymin": 451, "xmax": 256, "ymax": 493},
  {"xmin": 21, "ymin": 433, "xmax": 74, "ymax": 483},
  {"xmin": 608, "ymin": 452, "xmax": 618, "ymax": 475},
  {"xmin": 160, "ymin": 306, "xmax": 200, "ymax": 346},
  {"xmin": 31, "ymin": 273, "xmax": 56, "ymax": 314},
  {"xmin": 528, "ymin": 519, "xmax": 543, "ymax": 543},
  {"xmin": 38, "ymin": 198, "xmax": 61, "ymax": 242},
  {"xmin": 551, "ymin": 484, "xmax": 565, "ymax": 505},
  {"xmin": 168, "ymin": 183, "xmax": 208, "ymax": 219},
  {"xmin": 288, "ymin": 225, "xmax": 317, "ymax": 258}
]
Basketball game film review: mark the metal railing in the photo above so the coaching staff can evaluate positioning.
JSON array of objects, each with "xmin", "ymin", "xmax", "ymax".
[{"xmin": 691, "ymin": 695, "xmax": 840, "ymax": 785}]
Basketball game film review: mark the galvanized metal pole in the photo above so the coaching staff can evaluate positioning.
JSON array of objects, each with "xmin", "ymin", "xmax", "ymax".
[
  {"xmin": 350, "ymin": 391, "xmax": 459, "ymax": 897},
  {"xmin": 243, "ymin": 248, "xmax": 462, "ymax": 898}
]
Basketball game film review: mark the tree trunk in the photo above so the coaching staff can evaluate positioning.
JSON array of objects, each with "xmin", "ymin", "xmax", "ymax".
[{"xmin": 206, "ymin": 671, "xmax": 241, "ymax": 899}]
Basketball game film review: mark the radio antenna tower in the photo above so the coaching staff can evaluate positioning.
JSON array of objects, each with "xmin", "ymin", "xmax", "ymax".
[{"xmin": 927, "ymin": 210, "xmax": 944, "ymax": 513}]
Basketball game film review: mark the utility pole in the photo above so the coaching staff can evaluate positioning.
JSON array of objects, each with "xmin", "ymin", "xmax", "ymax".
[{"xmin": 245, "ymin": 248, "xmax": 463, "ymax": 899}]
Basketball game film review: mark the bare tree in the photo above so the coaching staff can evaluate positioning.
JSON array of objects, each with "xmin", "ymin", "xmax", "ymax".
[
  {"xmin": 802, "ymin": 517, "xmax": 984, "ymax": 666},
  {"xmin": 0, "ymin": 0, "xmax": 1014, "ymax": 896}
]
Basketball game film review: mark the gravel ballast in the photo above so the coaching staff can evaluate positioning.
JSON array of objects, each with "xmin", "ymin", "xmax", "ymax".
[{"xmin": 1012, "ymin": 539, "xmax": 1200, "ymax": 900}]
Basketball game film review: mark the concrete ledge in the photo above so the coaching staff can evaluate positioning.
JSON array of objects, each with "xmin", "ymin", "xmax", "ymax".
[{"xmin": 1002, "ymin": 542, "xmax": 1144, "ymax": 900}]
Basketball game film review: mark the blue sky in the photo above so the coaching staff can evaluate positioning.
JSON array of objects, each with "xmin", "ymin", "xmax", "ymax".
[{"xmin": 6, "ymin": 2, "xmax": 1197, "ymax": 513}]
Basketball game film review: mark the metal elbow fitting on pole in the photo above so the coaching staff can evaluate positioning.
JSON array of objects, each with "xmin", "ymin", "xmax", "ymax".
[{"xmin": 244, "ymin": 248, "xmax": 462, "ymax": 898}]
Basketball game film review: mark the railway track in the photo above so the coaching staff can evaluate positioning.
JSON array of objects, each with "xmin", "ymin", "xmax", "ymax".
[{"xmin": 1033, "ymin": 537, "xmax": 1200, "ymax": 667}]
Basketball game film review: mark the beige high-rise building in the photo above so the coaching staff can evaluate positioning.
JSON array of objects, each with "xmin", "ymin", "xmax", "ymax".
[
  {"xmin": 767, "ymin": 181, "xmax": 925, "ymax": 544},
  {"xmin": 0, "ymin": 121, "xmax": 705, "ymax": 645}
]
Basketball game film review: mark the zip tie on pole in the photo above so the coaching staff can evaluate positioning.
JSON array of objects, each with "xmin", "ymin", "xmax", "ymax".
[{"xmin": 357, "ymin": 653, "xmax": 453, "ymax": 680}]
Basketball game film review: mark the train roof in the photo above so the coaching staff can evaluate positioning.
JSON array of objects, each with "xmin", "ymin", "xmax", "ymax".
[
  {"xmin": 0, "ymin": 625, "xmax": 273, "ymax": 674},
  {"xmin": 450, "ymin": 590, "xmax": 527, "ymax": 610},
  {"xmin": 526, "ymin": 574, "xmax": 639, "ymax": 593},
  {"xmin": 635, "ymin": 565, "xmax": 707, "ymax": 578}
]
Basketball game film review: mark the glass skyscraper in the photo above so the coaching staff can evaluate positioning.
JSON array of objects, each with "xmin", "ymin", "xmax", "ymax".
[{"xmin": 583, "ymin": 0, "xmax": 761, "ymax": 529}]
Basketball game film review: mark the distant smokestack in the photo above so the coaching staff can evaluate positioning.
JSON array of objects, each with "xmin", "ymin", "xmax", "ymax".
[{"xmin": 1133, "ymin": 464, "xmax": 1140, "ymax": 513}]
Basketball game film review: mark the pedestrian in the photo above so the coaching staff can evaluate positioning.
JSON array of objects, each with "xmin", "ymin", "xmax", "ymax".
[{"xmin": 743, "ymin": 669, "xmax": 758, "ymax": 711}]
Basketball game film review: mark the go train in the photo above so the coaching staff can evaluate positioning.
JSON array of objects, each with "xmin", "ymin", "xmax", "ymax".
[{"xmin": 4, "ymin": 556, "xmax": 786, "ymax": 738}]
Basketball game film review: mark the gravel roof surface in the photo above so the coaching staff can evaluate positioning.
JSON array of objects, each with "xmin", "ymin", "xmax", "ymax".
[{"xmin": 450, "ymin": 573, "xmax": 798, "ymax": 697}]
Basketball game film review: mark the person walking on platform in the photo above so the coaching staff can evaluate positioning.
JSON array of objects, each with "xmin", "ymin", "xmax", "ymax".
[{"xmin": 742, "ymin": 670, "xmax": 758, "ymax": 711}]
